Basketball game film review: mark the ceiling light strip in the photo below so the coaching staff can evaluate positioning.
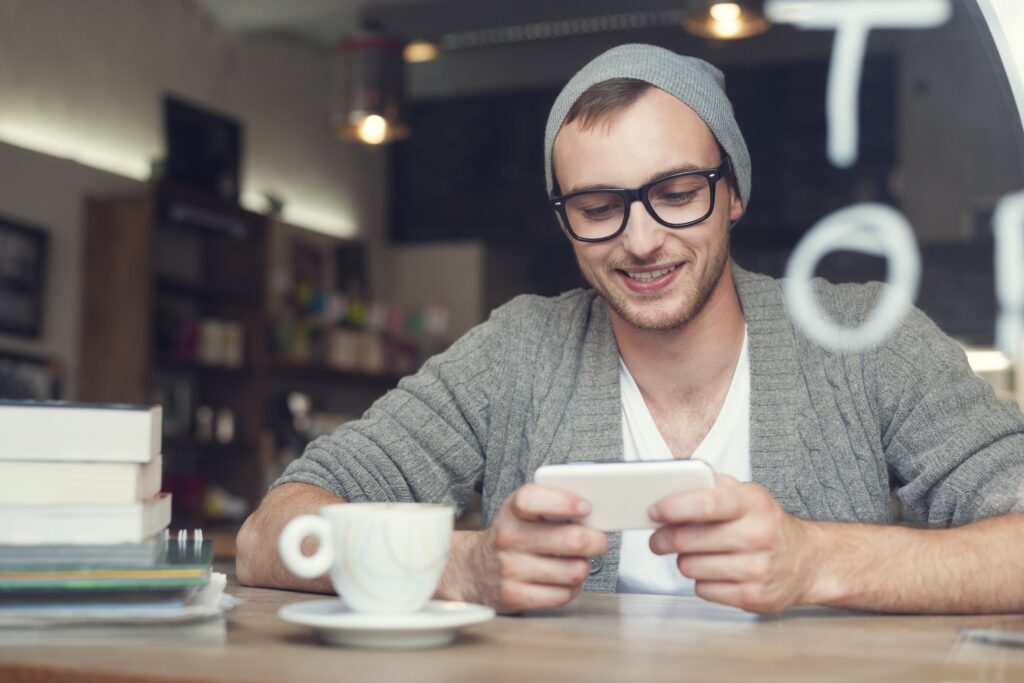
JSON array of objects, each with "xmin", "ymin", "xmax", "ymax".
[
  {"xmin": 440, "ymin": 10, "xmax": 688, "ymax": 51},
  {"xmin": 0, "ymin": 123, "xmax": 355, "ymax": 239}
]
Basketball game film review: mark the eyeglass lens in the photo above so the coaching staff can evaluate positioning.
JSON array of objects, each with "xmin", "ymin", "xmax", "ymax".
[{"xmin": 562, "ymin": 174, "xmax": 713, "ymax": 240}]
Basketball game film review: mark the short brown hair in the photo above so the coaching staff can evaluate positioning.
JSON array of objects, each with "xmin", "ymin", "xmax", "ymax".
[{"xmin": 563, "ymin": 78, "xmax": 653, "ymax": 131}]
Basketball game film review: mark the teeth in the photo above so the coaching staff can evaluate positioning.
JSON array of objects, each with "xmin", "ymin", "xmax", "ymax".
[{"xmin": 625, "ymin": 265, "xmax": 676, "ymax": 282}]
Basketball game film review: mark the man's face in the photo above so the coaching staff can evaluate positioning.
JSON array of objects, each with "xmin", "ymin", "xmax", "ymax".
[{"xmin": 552, "ymin": 88, "xmax": 744, "ymax": 333}]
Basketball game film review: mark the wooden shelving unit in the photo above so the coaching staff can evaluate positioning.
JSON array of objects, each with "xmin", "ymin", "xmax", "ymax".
[
  {"xmin": 79, "ymin": 185, "xmax": 416, "ymax": 530},
  {"xmin": 79, "ymin": 182, "xmax": 269, "ymax": 527}
]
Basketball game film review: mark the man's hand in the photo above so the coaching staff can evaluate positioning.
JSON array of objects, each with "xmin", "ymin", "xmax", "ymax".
[
  {"xmin": 648, "ymin": 474, "xmax": 820, "ymax": 614},
  {"xmin": 439, "ymin": 484, "xmax": 608, "ymax": 614}
]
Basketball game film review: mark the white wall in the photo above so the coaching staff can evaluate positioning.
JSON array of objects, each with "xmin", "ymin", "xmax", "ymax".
[
  {"xmin": 0, "ymin": 0, "xmax": 389, "ymax": 396},
  {"xmin": 0, "ymin": 0, "xmax": 386, "ymax": 239},
  {"xmin": 0, "ymin": 143, "xmax": 140, "ymax": 398}
]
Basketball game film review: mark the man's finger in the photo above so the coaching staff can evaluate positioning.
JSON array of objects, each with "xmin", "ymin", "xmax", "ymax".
[
  {"xmin": 648, "ymin": 520, "xmax": 749, "ymax": 555},
  {"xmin": 693, "ymin": 580, "xmax": 782, "ymax": 615},
  {"xmin": 509, "ymin": 483, "xmax": 591, "ymax": 522},
  {"xmin": 692, "ymin": 580, "xmax": 749, "ymax": 610},
  {"xmin": 675, "ymin": 551, "xmax": 772, "ymax": 583},
  {"xmin": 509, "ymin": 519, "xmax": 608, "ymax": 558},
  {"xmin": 649, "ymin": 487, "xmax": 748, "ymax": 525},
  {"xmin": 495, "ymin": 580, "xmax": 577, "ymax": 614},
  {"xmin": 498, "ymin": 551, "xmax": 591, "ymax": 587}
]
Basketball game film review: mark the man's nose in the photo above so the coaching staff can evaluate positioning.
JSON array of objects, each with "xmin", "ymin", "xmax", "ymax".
[{"xmin": 619, "ymin": 200, "xmax": 666, "ymax": 259}]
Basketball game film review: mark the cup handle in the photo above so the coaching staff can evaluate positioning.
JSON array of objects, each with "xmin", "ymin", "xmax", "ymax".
[{"xmin": 278, "ymin": 514, "xmax": 334, "ymax": 579}]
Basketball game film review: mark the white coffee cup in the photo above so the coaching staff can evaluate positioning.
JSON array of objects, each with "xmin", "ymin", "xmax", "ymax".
[{"xmin": 279, "ymin": 503, "xmax": 455, "ymax": 614}]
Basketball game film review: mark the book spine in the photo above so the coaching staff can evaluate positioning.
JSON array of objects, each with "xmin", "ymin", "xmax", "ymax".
[
  {"xmin": 0, "ymin": 493, "xmax": 172, "ymax": 545},
  {"xmin": 0, "ymin": 406, "xmax": 160, "ymax": 463}
]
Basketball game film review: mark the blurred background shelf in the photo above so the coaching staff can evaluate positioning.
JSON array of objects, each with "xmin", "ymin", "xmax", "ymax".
[
  {"xmin": 163, "ymin": 435, "xmax": 260, "ymax": 454},
  {"xmin": 156, "ymin": 278, "xmax": 257, "ymax": 304},
  {"xmin": 267, "ymin": 358, "xmax": 404, "ymax": 386},
  {"xmin": 155, "ymin": 357, "xmax": 249, "ymax": 374}
]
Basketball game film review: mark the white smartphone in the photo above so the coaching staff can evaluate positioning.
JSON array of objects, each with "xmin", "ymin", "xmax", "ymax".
[{"xmin": 534, "ymin": 460, "xmax": 716, "ymax": 531}]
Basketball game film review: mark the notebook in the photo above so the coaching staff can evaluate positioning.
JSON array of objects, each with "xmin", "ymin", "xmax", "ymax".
[
  {"xmin": 0, "ymin": 539, "xmax": 213, "ymax": 592},
  {"xmin": 0, "ymin": 570, "xmax": 233, "ymax": 645},
  {"xmin": 0, "ymin": 540, "xmax": 214, "ymax": 593},
  {"xmin": 0, "ymin": 616, "xmax": 227, "ymax": 645},
  {"xmin": 0, "ymin": 539, "xmax": 164, "ymax": 567}
]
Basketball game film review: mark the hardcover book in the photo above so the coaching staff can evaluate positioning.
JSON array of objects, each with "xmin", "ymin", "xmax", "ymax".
[
  {"xmin": 0, "ymin": 455, "xmax": 163, "ymax": 505},
  {"xmin": 0, "ymin": 400, "xmax": 161, "ymax": 463},
  {"xmin": 0, "ymin": 493, "xmax": 172, "ymax": 545}
]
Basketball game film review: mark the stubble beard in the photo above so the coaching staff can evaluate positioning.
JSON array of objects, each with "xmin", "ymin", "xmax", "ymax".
[{"xmin": 580, "ymin": 232, "xmax": 731, "ymax": 333}]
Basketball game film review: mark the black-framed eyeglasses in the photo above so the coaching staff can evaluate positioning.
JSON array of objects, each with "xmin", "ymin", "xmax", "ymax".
[{"xmin": 550, "ymin": 158, "xmax": 731, "ymax": 243}]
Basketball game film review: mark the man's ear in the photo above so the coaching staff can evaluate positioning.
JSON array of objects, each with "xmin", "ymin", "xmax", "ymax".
[{"xmin": 728, "ymin": 184, "xmax": 745, "ymax": 224}]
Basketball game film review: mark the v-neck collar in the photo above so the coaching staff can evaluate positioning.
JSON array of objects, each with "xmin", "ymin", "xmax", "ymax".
[
  {"xmin": 618, "ymin": 328, "xmax": 749, "ymax": 461},
  {"xmin": 576, "ymin": 262, "xmax": 806, "ymax": 511}
]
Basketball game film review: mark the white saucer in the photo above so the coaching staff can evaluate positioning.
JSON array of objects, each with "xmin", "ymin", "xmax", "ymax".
[{"xmin": 278, "ymin": 599, "xmax": 496, "ymax": 649}]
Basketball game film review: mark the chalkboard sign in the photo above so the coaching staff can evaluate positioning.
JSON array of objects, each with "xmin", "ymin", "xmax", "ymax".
[
  {"xmin": 391, "ymin": 88, "xmax": 558, "ymax": 244},
  {"xmin": 391, "ymin": 56, "xmax": 896, "ymax": 248},
  {"xmin": 0, "ymin": 217, "xmax": 48, "ymax": 337},
  {"xmin": 727, "ymin": 55, "xmax": 896, "ymax": 244},
  {"xmin": 164, "ymin": 95, "xmax": 242, "ymax": 204}
]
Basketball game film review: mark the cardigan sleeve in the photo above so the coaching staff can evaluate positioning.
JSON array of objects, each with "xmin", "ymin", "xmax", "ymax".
[
  {"xmin": 873, "ymin": 303, "xmax": 1024, "ymax": 527},
  {"xmin": 271, "ymin": 310, "xmax": 504, "ymax": 515}
]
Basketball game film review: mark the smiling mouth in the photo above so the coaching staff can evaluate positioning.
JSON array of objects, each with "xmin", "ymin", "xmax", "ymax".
[{"xmin": 620, "ymin": 264, "xmax": 679, "ymax": 282}]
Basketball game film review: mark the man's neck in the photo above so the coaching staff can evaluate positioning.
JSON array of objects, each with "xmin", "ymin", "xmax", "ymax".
[{"xmin": 611, "ymin": 262, "xmax": 746, "ymax": 414}]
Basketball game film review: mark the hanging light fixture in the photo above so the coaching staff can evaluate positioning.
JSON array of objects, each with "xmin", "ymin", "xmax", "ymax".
[
  {"xmin": 403, "ymin": 39, "xmax": 440, "ymax": 64},
  {"xmin": 332, "ymin": 29, "xmax": 410, "ymax": 145},
  {"xmin": 683, "ymin": 1, "xmax": 771, "ymax": 40}
]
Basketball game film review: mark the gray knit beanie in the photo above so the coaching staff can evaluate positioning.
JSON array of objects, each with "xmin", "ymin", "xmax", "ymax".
[{"xmin": 544, "ymin": 43, "xmax": 751, "ymax": 210}]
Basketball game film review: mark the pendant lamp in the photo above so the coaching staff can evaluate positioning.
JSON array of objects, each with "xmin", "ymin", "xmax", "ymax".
[
  {"xmin": 683, "ymin": 1, "xmax": 771, "ymax": 39},
  {"xmin": 333, "ymin": 31, "xmax": 409, "ymax": 145}
]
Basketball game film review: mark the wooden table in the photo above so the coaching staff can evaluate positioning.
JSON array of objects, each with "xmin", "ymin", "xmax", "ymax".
[{"xmin": 2, "ymin": 576, "xmax": 1024, "ymax": 683}]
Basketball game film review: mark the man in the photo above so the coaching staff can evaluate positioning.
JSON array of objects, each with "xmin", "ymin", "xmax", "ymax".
[{"xmin": 237, "ymin": 44, "xmax": 1024, "ymax": 615}]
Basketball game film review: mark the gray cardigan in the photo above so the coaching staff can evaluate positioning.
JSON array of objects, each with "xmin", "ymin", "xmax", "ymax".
[{"xmin": 275, "ymin": 265, "xmax": 1024, "ymax": 591}]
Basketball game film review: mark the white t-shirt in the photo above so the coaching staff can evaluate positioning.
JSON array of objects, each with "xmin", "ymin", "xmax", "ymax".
[{"xmin": 615, "ymin": 330, "xmax": 751, "ymax": 596}]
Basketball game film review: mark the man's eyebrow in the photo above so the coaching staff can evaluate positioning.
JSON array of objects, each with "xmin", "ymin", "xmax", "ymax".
[{"xmin": 565, "ymin": 163, "xmax": 709, "ymax": 194}]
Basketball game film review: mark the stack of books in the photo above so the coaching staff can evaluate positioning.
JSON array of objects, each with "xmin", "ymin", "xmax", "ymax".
[{"xmin": 0, "ymin": 400, "xmax": 230, "ymax": 643}]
